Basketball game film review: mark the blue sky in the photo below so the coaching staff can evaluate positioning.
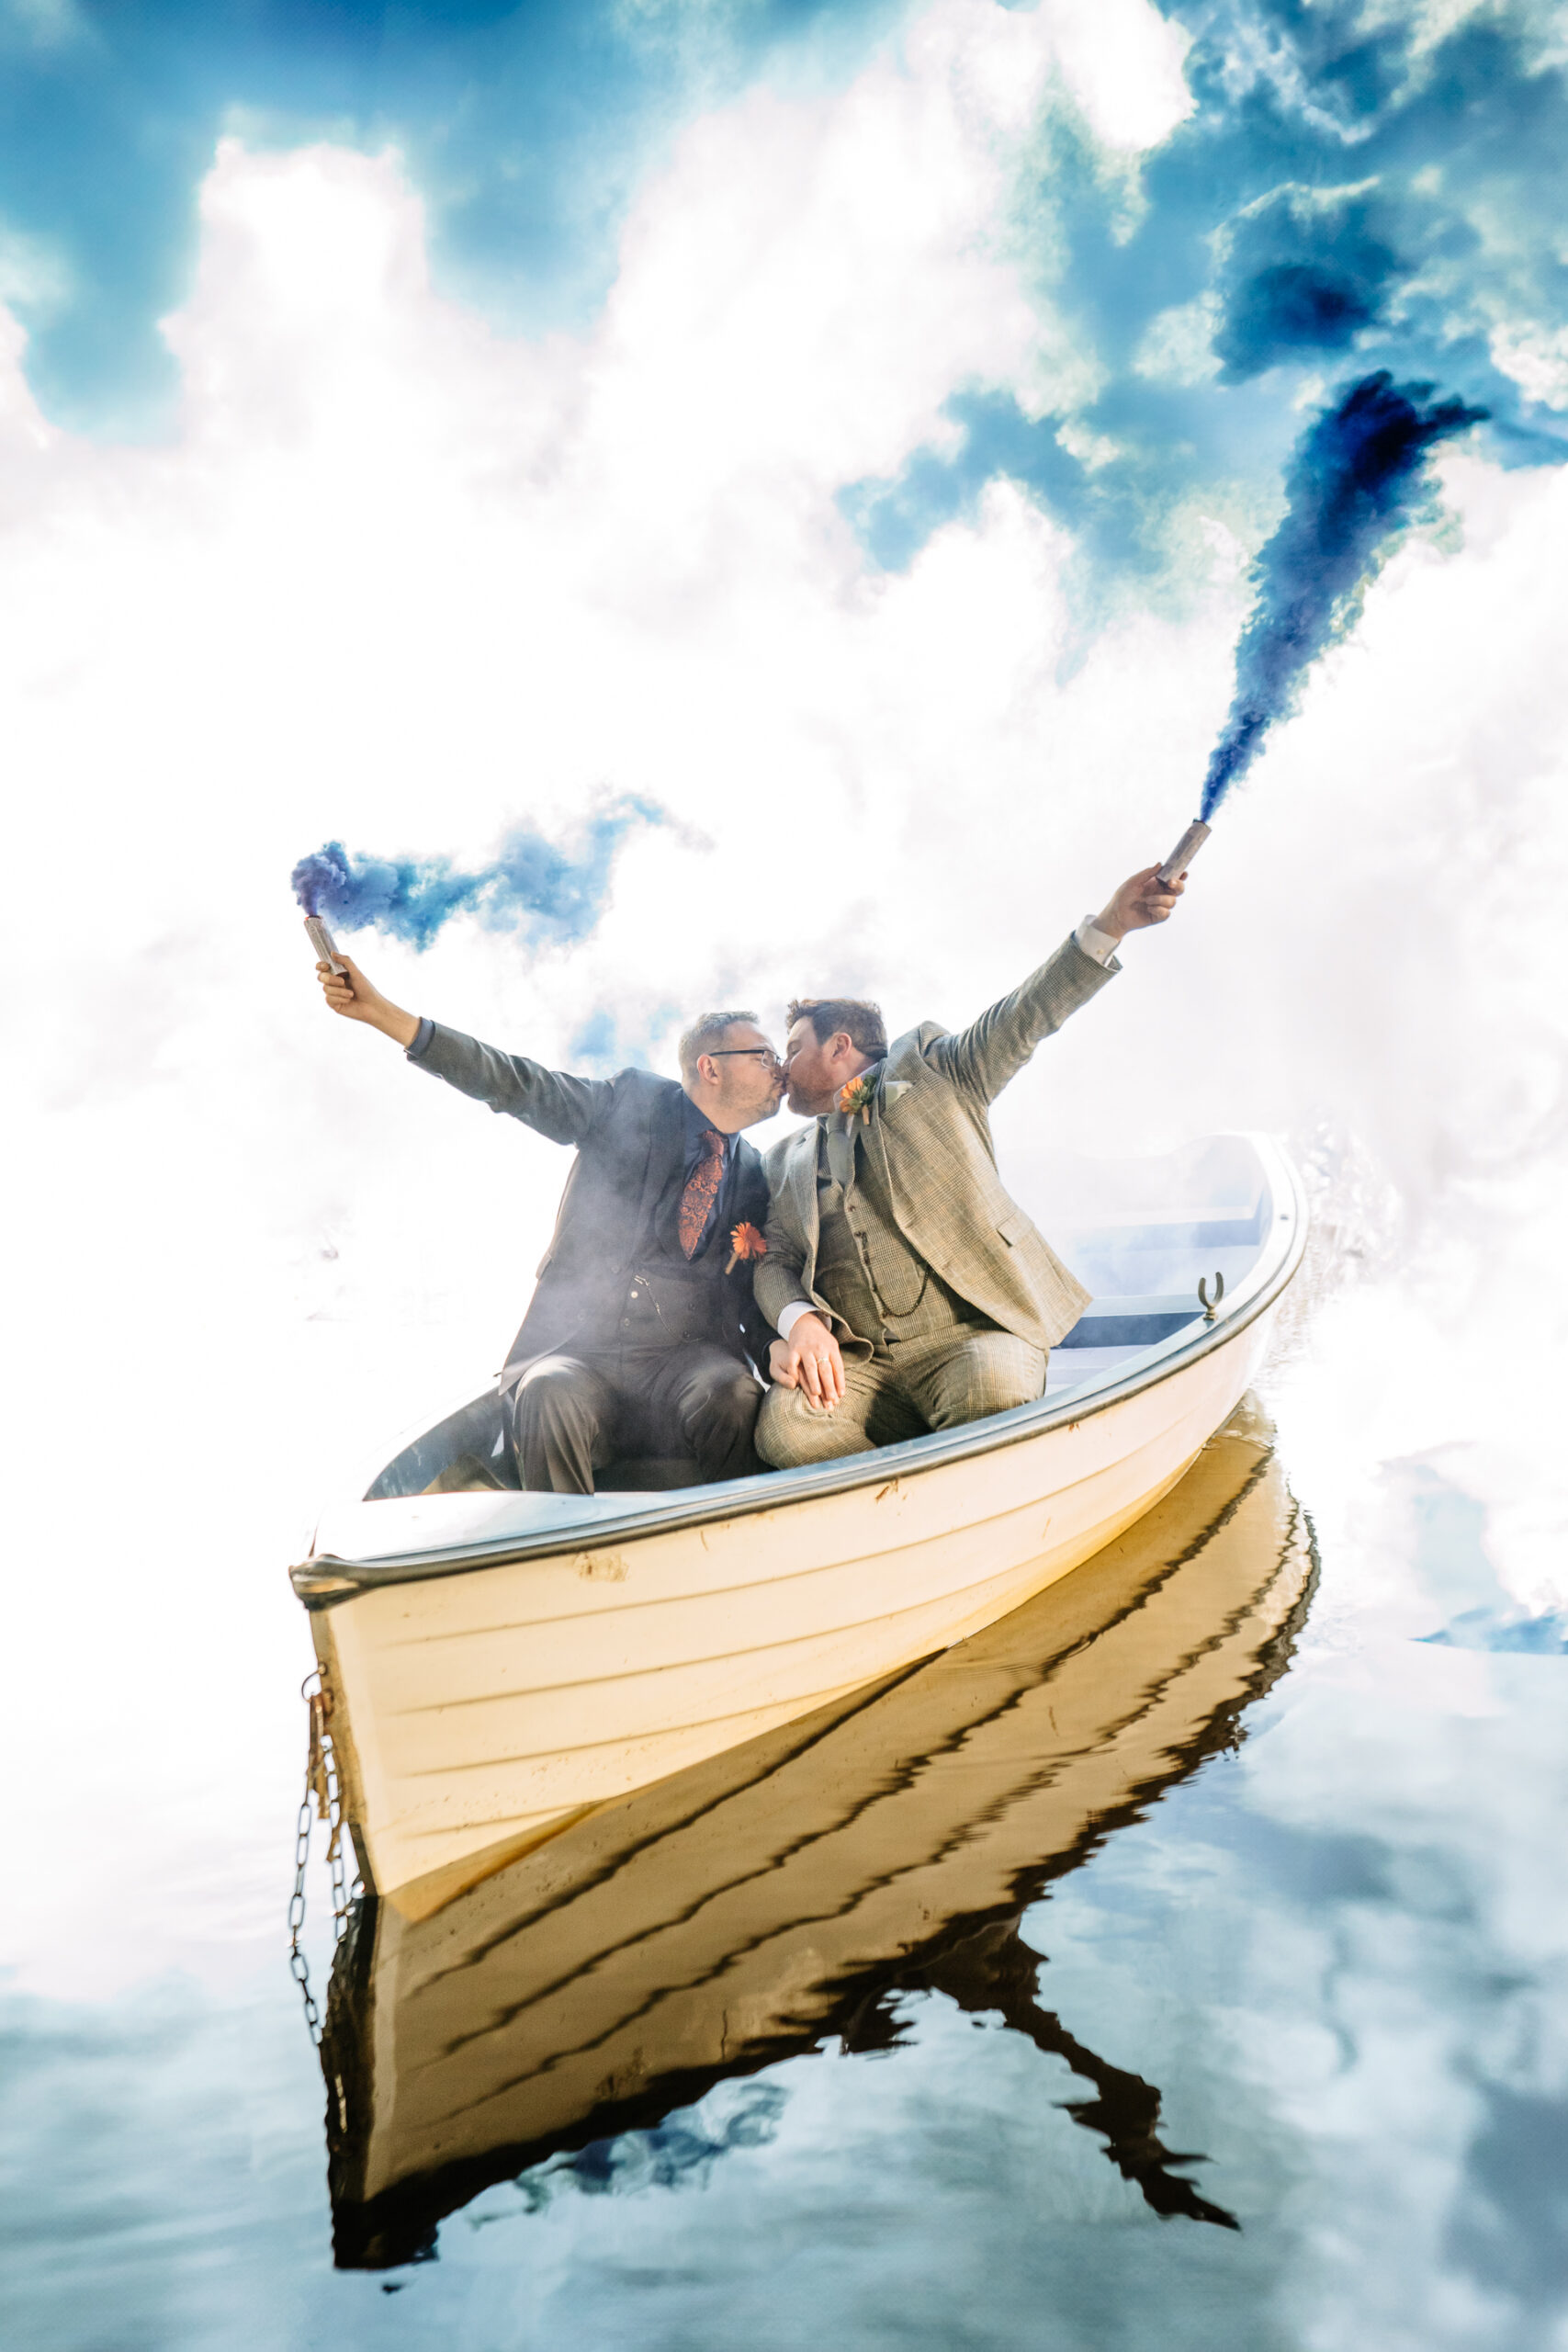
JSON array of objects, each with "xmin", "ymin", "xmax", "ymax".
[
  {"xmin": 850, "ymin": 0, "xmax": 1568, "ymax": 588},
  {"xmin": 7, "ymin": 0, "xmax": 1566, "ymax": 570},
  {"xmin": 13, "ymin": 0, "xmax": 1566, "ymax": 1001},
  {"xmin": 0, "ymin": 0, "xmax": 907, "ymax": 432}
]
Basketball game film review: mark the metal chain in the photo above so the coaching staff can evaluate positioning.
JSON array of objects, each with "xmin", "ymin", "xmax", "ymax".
[{"xmin": 288, "ymin": 1667, "xmax": 363, "ymax": 2045}]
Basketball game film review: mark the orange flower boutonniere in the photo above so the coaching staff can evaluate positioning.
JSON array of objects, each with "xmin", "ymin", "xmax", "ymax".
[
  {"xmin": 838, "ymin": 1069, "xmax": 880, "ymax": 1123},
  {"xmin": 726, "ymin": 1221, "xmax": 767, "ymax": 1275},
  {"xmin": 837, "ymin": 1064, "xmax": 909, "ymax": 1124}
]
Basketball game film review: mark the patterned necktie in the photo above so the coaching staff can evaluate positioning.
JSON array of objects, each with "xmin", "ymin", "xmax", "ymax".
[{"xmin": 679, "ymin": 1128, "xmax": 727, "ymax": 1260}]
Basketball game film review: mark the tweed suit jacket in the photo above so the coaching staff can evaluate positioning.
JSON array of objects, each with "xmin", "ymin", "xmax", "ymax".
[
  {"xmin": 407, "ymin": 1024, "xmax": 774, "ymax": 1385},
  {"xmin": 753, "ymin": 933, "xmax": 1118, "ymax": 1360}
]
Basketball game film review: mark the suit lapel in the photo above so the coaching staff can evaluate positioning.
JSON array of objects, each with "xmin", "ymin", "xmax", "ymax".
[
  {"xmin": 636, "ymin": 1081, "xmax": 687, "ymax": 1238},
  {"xmin": 788, "ymin": 1123, "xmax": 822, "ymax": 1259},
  {"xmin": 735, "ymin": 1140, "xmax": 767, "ymax": 1223}
]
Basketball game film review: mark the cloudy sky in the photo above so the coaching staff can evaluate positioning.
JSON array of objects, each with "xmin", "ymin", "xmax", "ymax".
[
  {"xmin": 5, "ymin": 0, "xmax": 1567, "ymax": 2021},
  {"xmin": 5, "ymin": 8, "xmax": 1568, "ymax": 2344}
]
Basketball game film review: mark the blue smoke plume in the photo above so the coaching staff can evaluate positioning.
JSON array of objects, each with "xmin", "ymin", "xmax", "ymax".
[
  {"xmin": 844, "ymin": 6, "xmax": 1568, "ymax": 605},
  {"xmin": 1200, "ymin": 373, "xmax": 1487, "ymax": 820},
  {"xmin": 291, "ymin": 797, "xmax": 665, "ymax": 952}
]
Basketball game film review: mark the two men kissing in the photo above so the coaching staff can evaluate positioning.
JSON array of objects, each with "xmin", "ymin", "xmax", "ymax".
[{"xmin": 315, "ymin": 863, "xmax": 1181, "ymax": 1493}]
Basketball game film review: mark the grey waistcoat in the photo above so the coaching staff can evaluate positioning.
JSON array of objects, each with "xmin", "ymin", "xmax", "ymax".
[{"xmin": 814, "ymin": 1117, "xmax": 987, "ymax": 1349}]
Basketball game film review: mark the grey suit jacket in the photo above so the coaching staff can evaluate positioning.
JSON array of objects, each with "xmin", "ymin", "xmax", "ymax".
[{"xmin": 753, "ymin": 933, "xmax": 1117, "ymax": 1359}]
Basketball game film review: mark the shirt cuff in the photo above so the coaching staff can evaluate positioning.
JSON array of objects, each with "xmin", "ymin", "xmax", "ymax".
[
  {"xmin": 1075, "ymin": 914, "xmax": 1121, "ymax": 968},
  {"xmin": 406, "ymin": 1015, "xmax": 434, "ymax": 1060},
  {"xmin": 776, "ymin": 1300, "xmax": 818, "ymax": 1341}
]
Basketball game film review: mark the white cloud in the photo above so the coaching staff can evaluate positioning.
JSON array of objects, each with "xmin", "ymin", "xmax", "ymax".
[
  {"xmin": 1489, "ymin": 318, "xmax": 1568, "ymax": 410},
  {"xmin": 1033, "ymin": 0, "xmax": 1193, "ymax": 152}
]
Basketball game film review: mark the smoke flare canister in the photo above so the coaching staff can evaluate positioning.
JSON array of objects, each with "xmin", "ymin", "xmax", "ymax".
[
  {"xmin": 305, "ymin": 915, "xmax": 347, "ymax": 975},
  {"xmin": 1156, "ymin": 820, "xmax": 1211, "ymax": 888}
]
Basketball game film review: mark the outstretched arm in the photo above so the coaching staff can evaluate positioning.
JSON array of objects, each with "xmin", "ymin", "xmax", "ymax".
[
  {"xmin": 315, "ymin": 954, "xmax": 608, "ymax": 1147},
  {"xmin": 933, "ymin": 865, "xmax": 1183, "ymax": 1106}
]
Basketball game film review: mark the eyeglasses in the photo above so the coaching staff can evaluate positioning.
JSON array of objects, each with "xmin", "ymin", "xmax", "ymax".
[{"xmin": 705, "ymin": 1048, "xmax": 782, "ymax": 1069}]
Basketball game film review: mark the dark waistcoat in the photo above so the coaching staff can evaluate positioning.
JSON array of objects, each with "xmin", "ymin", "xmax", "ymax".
[{"xmin": 502, "ymin": 1074, "xmax": 772, "ymax": 1382}]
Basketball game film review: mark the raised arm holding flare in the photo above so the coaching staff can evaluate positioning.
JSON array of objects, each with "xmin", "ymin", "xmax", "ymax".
[
  {"xmin": 753, "ymin": 865, "xmax": 1183, "ymax": 1465},
  {"xmin": 315, "ymin": 956, "xmax": 784, "ymax": 1495}
]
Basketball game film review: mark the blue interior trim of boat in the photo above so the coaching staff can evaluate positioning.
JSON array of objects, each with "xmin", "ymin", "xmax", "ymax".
[{"xmin": 1057, "ymin": 1312, "xmax": 1201, "ymax": 1347}]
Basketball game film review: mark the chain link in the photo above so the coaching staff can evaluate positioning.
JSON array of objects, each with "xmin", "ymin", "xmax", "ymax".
[{"xmin": 288, "ymin": 1666, "xmax": 363, "ymax": 2045}]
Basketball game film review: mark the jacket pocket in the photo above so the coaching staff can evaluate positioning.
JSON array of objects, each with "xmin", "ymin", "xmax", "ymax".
[{"xmin": 996, "ymin": 1209, "xmax": 1032, "ymax": 1248}]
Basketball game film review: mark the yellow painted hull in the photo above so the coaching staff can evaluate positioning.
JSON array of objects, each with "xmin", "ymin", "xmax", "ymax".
[
  {"xmin": 315, "ymin": 1309, "xmax": 1270, "ymax": 1915},
  {"xmin": 322, "ymin": 1397, "xmax": 1312, "ymax": 2264}
]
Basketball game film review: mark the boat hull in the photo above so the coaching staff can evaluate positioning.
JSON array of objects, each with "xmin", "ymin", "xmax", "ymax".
[
  {"xmin": 314, "ymin": 1299, "xmax": 1277, "ymax": 1918},
  {"xmin": 321, "ymin": 1398, "xmax": 1313, "ymax": 2266}
]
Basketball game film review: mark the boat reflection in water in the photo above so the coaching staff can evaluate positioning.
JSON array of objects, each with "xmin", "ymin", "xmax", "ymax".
[{"xmin": 320, "ymin": 1397, "xmax": 1314, "ymax": 2268}]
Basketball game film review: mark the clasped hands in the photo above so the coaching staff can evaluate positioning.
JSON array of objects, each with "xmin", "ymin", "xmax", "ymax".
[{"xmin": 767, "ymin": 1313, "xmax": 846, "ymax": 1408}]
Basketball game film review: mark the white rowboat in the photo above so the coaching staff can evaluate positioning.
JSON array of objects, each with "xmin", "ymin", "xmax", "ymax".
[
  {"xmin": 321, "ymin": 1398, "xmax": 1313, "ymax": 2267},
  {"xmin": 292, "ymin": 1131, "xmax": 1306, "ymax": 1920}
]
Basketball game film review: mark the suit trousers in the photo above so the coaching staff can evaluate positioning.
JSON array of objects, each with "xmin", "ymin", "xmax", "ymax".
[
  {"xmin": 754, "ymin": 1326, "xmax": 1046, "ymax": 1470},
  {"xmin": 511, "ymin": 1342, "xmax": 763, "ymax": 1495}
]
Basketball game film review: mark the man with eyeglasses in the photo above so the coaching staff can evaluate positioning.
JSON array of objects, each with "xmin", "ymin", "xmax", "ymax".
[{"xmin": 315, "ymin": 956, "xmax": 784, "ymax": 1493}]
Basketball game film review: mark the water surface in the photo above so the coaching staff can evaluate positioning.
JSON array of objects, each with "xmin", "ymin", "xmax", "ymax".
[{"xmin": 5, "ymin": 1403, "xmax": 1565, "ymax": 2351}]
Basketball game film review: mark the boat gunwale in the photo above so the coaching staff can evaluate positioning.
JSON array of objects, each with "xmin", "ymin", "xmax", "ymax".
[{"xmin": 293, "ymin": 1136, "xmax": 1307, "ymax": 1606}]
